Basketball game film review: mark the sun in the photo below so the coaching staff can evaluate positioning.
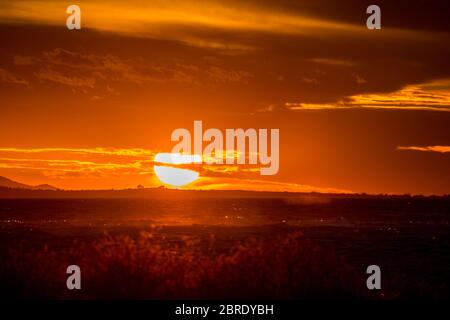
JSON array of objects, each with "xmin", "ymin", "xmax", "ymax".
[
  {"xmin": 153, "ymin": 166, "xmax": 199, "ymax": 187},
  {"xmin": 153, "ymin": 153, "xmax": 200, "ymax": 187}
]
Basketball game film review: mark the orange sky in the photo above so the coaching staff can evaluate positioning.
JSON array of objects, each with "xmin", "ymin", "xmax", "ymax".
[{"xmin": 0, "ymin": 0, "xmax": 449, "ymax": 194}]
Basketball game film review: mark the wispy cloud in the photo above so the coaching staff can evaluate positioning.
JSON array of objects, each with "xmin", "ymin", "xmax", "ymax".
[
  {"xmin": 189, "ymin": 177, "xmax": 351, "ymax": 194},
  {"xmin": 0, "ymin": 1, "xmax": 363, "ymax": 36},
  {"xmin": 397, "ymin": 146, "xmax": 450, "ymax": 153},
  {"xmin": 1, "ymin": 0, "xmax": 430, "ymax": 52},
  {"xmin": 0, "ymin": 158, "xmax": 151, "ymax": 177},
  {"xmin": 206, "ymin": 66, "xmax": 252, "ymax": 84},
  {"xmin": 0, "ymin": 68, "xmax": 29, "ymax": 86},
  {"xmin": 13, "ymin": 55, "xmax": 32, "ymax": 66},
  {"xmin": 310, "ymin": 58, "xmax": 356, "ymax": 67},
  {"xmin": 22, "ymin": 48, "xmax": 253, "ymax": 92},
  {"xmin": 286, "ymin": 79, "xmax": 450, "ymax": 112},
  {"xmin": 256, "ymin": 104, "xmax": 276, "ymax": 113},
  {"xmin": 0, "ymin": 147, "xmax": 344, "ymax": 193},
  {"xmin": 0, "ymin": 147, "xmax": 265, "ymax": 179},
  {"xmin": 0, "ymin": 147, "xmax": 157, "ymax": 179},
  {"xmin": 35, "ymin": 69, "xmax": 96, "ymax": 88},
  {"xmin": 0, "ymin": 147, "xmax": 155, "ymax": 157}
]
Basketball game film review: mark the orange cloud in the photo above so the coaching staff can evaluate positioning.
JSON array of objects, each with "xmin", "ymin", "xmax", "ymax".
[
  {"xmin": 0, "ymin": 148, "xmax": 155, "ymax": 180},
  {"xmin": 0, "ymin": 147, "xmax": 155, "ymax": 157},
  {"xmin": 0, "ymin": 68, "xmax": 29, "ymax": 86},
  {"xmin": 0, "ymin": 0, "xmax": 431, "ymax": 52},
  {"xmin": 0, "ymin": 147, "xmax": 348, "ymax": 193},
  {"xmin": 189, "ymin": 177, "xmax": 351, "ymax": 194},
  {"xmin": 286, "ymin": 79, "xmax": 450, "ymax": 112},
  {"xmin": 21, "ymin": 48, "xmax": 253, "ymax": 93},
  {"xmin": 397, "ymin": 146, "xmax": 450, "ymax": 153},
  {"xmin": 310, "ymin": 58, "xmax": 356, "ymax": 67},
  {"xmin": 35, "ymin": 69, "xmax": 96, "ymax": 88},
  {"xmin": 0, "ymin": 1, "xmax": 361, "ymax": 34}
]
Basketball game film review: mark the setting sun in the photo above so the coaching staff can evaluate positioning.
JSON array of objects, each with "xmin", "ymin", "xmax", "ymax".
[{"xmin": 154, "ymin": 153, "xmax": 200, "ymax": 187}]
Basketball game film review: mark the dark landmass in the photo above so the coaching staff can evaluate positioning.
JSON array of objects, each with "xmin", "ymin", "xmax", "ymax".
[
  {"xmin": 0, "ymin": 176, "xmax": 58, "ymax": 191},
  {"xmin": 1, "ymin": 175, "xmax": 448, "ymax": 199},
  {"xmin": 0, "ymin": 185, "xmax": 448, "ymax": 199}
]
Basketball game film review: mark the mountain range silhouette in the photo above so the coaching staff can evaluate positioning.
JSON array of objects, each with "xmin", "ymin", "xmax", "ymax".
[{"xmin": 0, "ymin": 176, "xmax": 58, "ymax": 190}]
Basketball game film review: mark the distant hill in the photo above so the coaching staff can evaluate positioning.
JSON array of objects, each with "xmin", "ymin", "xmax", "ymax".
[
  {"xmin": 0, "ymin": 176, "xmax": 58, "ymax": 191},
  {"xmin": 0, "ymin": 176, "xmax": 31, "ymax": 189}
]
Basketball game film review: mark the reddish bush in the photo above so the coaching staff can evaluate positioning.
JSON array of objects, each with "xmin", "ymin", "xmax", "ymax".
[{"xmin": 1, "ymin": 232, "xmax": 368, "ymax": 299}]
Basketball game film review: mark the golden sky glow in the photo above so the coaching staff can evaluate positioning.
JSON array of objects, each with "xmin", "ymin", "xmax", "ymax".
[
  {"xmin": 0, "ymin": 147, "xmax": 349, "ymax": 193},
  {"xmin": 0, "ymin": 0, "xmax": 442, "ymax": 51},
  {"xmin": 0, "ymin": 1, "xmax": 364, "ymax": 36}
]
